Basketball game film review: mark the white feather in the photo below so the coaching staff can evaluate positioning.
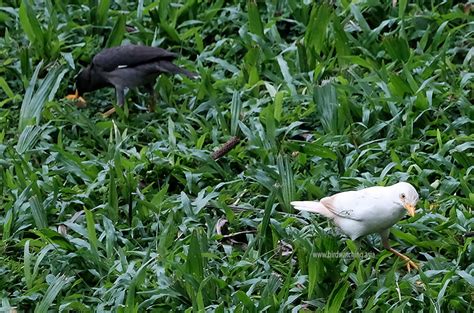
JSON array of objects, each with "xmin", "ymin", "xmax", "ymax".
[{"xmin": 290, "ymin": 201, "xmax": 334, "ymax": 218}]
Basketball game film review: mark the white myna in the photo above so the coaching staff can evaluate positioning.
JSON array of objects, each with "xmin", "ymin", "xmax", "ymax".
[{"xmin": 291, "ymin": 182, "xmax": 420, "ymax": 271}]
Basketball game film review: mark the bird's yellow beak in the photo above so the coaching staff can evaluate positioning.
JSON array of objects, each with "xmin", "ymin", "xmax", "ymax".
[
  {"xmin": 65, "ymin": 90, "xmax": 87, "ymax": 108},
  {"xmin": 404, "ymin": 204, "xmax": 416, "ymax": 217}
]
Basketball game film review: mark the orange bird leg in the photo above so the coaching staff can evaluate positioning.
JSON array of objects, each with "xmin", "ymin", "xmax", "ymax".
[{"xmin": 381, "ymin": 229, "xmax": 419, "ymax": 272}]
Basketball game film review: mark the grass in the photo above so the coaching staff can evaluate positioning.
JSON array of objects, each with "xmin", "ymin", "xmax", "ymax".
[{"xmin": 0, "ymin": 0, "xmax": 473, "ymax": 311}]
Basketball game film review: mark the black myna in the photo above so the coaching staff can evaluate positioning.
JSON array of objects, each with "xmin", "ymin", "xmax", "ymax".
[{"xmin": 67, "ymin": 45, "xmax": 197, "ymax": 116}]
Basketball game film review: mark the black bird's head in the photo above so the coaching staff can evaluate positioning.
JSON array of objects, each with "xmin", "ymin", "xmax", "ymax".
[
  {"xmin": 75, "ymin": 65, "xmax": 95, "ymax": 96},
  {"xmin": 65, "ymin": 66, "xmax": 92, "ymax": 106},
  {"xmin": 76, "ymin": 64, "xmax": 112, "ymax": 95},
  {"xmin": 67, "ymin": 64, "xmax": 110, "ymax": 107}
]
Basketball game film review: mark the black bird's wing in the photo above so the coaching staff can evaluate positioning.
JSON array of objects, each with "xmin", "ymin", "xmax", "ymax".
[{"xmin": 92, "ymin": 45, "xmax": 178, "ymax": 72}]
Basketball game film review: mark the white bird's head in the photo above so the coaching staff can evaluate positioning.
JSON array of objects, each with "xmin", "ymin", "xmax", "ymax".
[{"xmin": 391, "ymin": 182, "xmax": 419, "ymax": 217}]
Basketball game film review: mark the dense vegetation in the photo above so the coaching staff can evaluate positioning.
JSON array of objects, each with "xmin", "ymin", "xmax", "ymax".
[{"xmin": 0, "ymin": 0, "xmax": 473, "ymax": 311}]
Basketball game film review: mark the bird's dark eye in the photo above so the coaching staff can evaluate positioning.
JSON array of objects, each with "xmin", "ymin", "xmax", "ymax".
[{"xmin": 401, "ymin": 193, "xmax": 406, "ymax": 199}]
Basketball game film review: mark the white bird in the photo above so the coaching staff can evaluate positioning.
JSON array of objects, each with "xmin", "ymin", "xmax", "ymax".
[{"xmin": 291, "ymin": 182, "xmax": 419, "ymax": 271}]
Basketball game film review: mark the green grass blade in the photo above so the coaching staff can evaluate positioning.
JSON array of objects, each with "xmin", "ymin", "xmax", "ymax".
[
  {"xmin": 16, "ymin": 125, "xmax": 44, "ymax": 155},
  {"xmin": 186, "ymin": 231, "xmax": 204, "ymax": 281},
  {"xmin": 277, "ymin": 155, "xmax": 295, "ymax": 212},
  {"xmin": 0, "ymin": 77, "xmax": 14, "ymax": 99},
  {"xmin": 29, "ymin": 195, "xmax": 47, "ymax": 229},
  {"xmin": 230, "ymin": 91, "xmax": 242, "ymax": 136},
  {"xmin": 105, "ymin": 14, "xmax": 126, "ymax": 48},
  {"xmin": 23, "ymin": 240, "xmax": 32, "ymax": 289},
  {"xmin": 19, "ymin": 64, "xmax": 67, "ymax": 131},
  {"xmin": 247, "ymin": 0, "xmax": 264, "ymax": 37},
  {"xmin": 34, "ymin": 274, "xmax": 73, "ymax": 313},
  {"xmin": 314, "ymin": 82, "xmax": 340, "ymax": 134},
  {"xmin": 107, "ymin": 168, "xmax": 119, "ymax": 223},
  {"xmin": 304, "ymin": 4, "xmax": 332, "ymax": 55},
  {"xmin": 258, "ymin": 192, "xmax": 275, "ymax": 253},
  {"xmin": 84, "ymin": 209, "xmax": 102, "ymax": 272},
  {"xmin": 19, "ymin": 0, "xmax": 44, "ymax": 49},
  {"xmin": 325, "ymin": 281, "xmax": 350, "ymax": 312},
  {"xmin": 96, "ymin": 0, "xmax": 111, "ymax": 25}
]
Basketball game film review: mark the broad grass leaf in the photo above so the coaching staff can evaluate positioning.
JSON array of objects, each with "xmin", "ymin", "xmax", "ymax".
[
  {"xmin": 186, "ymin": 231, "xmax": 204, "ymax": 280},
  {"xmin": 107, "ymin": 168, "xmax": 119, "ymax": 223},
  {"xmin": 235, "ymin": 290, "xmax": 256, "ymax": 311},
  {"xmin": 105, "ymin": 14, "xmax": 126, "ymax": 48},
  {"xmin": 0, "ymin": 77, "xmax": 14, "ymax": 99},
  {"xmin": 383, "ymin": 37, "xmax": 410, "ymax": 62},
  {"xmin": 277, "ymin": 55, "xmax": 296, "ymax": 95},
  {"xmin": 308, "ymin": 245, "xmax": 323, "ymax": 299},
  {"xmin": 258, "ymin": 192, "xmax": 275, "ymax": 253},
  {"xmin": 340, "ymin": 56, "xmax": 374, "ymax": 70},
  {"xmin": 273, "ymin": 91, "xmax": 284, "ymax": 122},
  {"xmin": 84, "ymin": 209, "xmax": 102, "ymax": 272},
  {"xmin": 456, "ymin": 270, "xmax": 474, "ymax": 287},
  {"xmin": 325, "ymin": 281, "xmax": 350, "ymax": 312},
  {"xmin": 160, "ymin": 21, "xmax": 181, "ymax": 42},
  {"xmin": 34, "ymin": 274, "xmax": 73, "ymax": 313},
  {"xmin": 398, "ymin": 0, "xmax": 408, "ymax": 19},
  {"xmin": 206, "ymin": 56, "xmax": 240, "ymax": 74},
  {"xmin": 3, "ymin": 206, "xmax": 15, "ymax": 240},
  {"xmin": 19, "ymin": 0, "xmax": 44, "ymax": 50},
  {"xmin": 96, "ymin": 0, "xmax": 111, "ymax": 26},
  {"xmin": 29, "ymin": 195, "xmax": 47, "ymax": 229},
  {"xmin": 168, "ymin": 116, "xmax": 176, "ymax": 148},
  {"xmin": 350, "ymin": 4, "xmax": 370, "ymax": 32},
  {"xmin": 16, "ymin": 124, "xmax": 44, "ymax": 155},
  {"xmin": 247, "ymin": 0, "xmax": 264, "ymax": 38},
  {"xmin": 436, "ymin": 273, "xmax": 453, "ymax": 309},
  {"xmin": 302, "ymin": 142, "xmax": 337, "ymax": 160},
  {"xmin": 314, "ymin": 82, "xmax": 341, "ymax": 134},
  {"xmin": 333, "ymin": 16, "xmax": 350, "ymax": 66},
  {"xmin": 23, "ymin": 240, "xmax": 32, "ymax": 289},
  {"xmin": 230, "ymin": 91, "xmax": 242, "ymax": 136},
  {"xmin": 136, "ymin": 0, "xmax": 144, "ymax": 20},
  {"xmin": 260, "ymin": 104, "xmax": 277, "ymax": 152},
  {"xmin": 54, "ymin": 148, "xmax": 97, "ymax": 183},
  {"xmin": 296, "ymin": 40, "xmax": 309, "ymax": 72},
  {"xmin": 19, "ymin": 60, "xmax": 42, "ymax": 129},
  {"xmin": 304, "ymin": 4, "xmax": 332, "ymax": 55},
  {"xmin": 158, "ymin": 213, "xmax": 177, "ymax": 256},
  {"xmin": 31, "ymin": 229, "xmax": 75, "ymax": 252},
  {"xmin": 19, "ymin": 63, "xmax": 67, "ymax": 131},
  {"xmin": 126, "ymin": 256, "xmax": 155, "ymax": 310},
  {"xmin": 158, "ymin": 0, "xmax": 170, "ymax": 21},
  {"xmin": 431, "ymin": 21, "xmax": 449, "ymax": 51},
  {"xmin": 277, "ymin": 155, "xmax": 295, "ymax": 212},
  {"xmin": 258, "ymin": 274, "xmax": 280, "ymax": 310}
]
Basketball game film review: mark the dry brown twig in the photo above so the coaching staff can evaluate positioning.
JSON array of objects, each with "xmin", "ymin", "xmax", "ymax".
[{"xmin": 211, "ymin": 136, "xmax": 241, "ymax": 160}]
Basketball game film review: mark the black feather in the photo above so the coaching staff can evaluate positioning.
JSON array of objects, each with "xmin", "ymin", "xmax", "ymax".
[
  {"xmin": 92, "ymin": 45, "xmax": 178, "ymax": 72},
  {"xmin": 74, "ymin": 44, "xmax": 197, "ymax": 108}
]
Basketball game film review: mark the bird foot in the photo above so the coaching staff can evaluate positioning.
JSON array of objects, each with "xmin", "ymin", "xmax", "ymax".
[
  {"xmin": 102, "ymin": 107, "xmax": 116, "ymax": 118},
  {"xmin": 405, "ymin": 258, "xmax": 419, "ymax": 272},
  {"xmin": 389, "ymin": 247, "xmax": 419, "ymax": 272}
]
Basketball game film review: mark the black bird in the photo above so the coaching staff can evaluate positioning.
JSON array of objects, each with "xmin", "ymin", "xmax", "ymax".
[{"xmin": 67, "ymin": 45, "xmax": 197, "ymax": 116}]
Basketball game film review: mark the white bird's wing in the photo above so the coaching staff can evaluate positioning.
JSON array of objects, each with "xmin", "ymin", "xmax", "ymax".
[
  {"xmin": 290, "ymin": 201, "xmax": 335, "ymax": 218},
  {"xmin": 320, "ymin": 187, "xmax": 387, "ymax": 222}
]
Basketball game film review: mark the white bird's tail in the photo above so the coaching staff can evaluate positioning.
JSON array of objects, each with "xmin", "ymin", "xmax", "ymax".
[{"xmin": 291, "ymin": 201, "xmax": 334, "ymax": 218}]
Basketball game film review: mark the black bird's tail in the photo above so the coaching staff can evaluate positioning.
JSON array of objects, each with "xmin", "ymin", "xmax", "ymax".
[{"xmin": 157, "ymin": 61, "xmax": 198, "ymax": 79}]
